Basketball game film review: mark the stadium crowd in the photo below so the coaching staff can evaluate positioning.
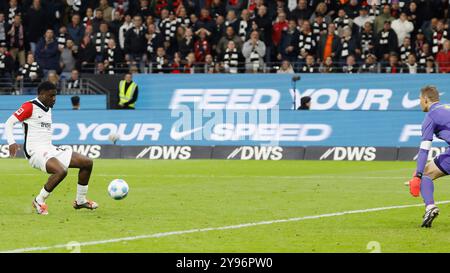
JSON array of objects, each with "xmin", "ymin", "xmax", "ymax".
[{"xmin": 0, "ymin": 0, "xmax": 449, "ymax": 91}]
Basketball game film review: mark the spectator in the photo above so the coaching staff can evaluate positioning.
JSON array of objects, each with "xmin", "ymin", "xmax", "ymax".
[
  {"xmin": 318, "ymin": 23, "xmax": 339, "ymax": 63},
  {"xmin": 67, "ymin": 13, "xmax": 85, "ymax": 45},
  {"xmin": 94, "ymin": 22, "xmax": 114, "ymax": 60},
  {"xmin": 83, "ymin": 7, "xmax": 95, "ymax": 28},
  {"xmin": 103, "ymin": 39, "xmax": 124, "ymax": 74},
  {"xmin": 57, "ymin": 26, "xmax": 70, "ymax": 50},
  {"xmin": 375, "ymin": 21, "xmax": 398, "ymax": 60},
  {"xmin": 279, "ymin": 19, "xmax": 298, "ymax": 63},
  {"xmin": 403, "ymin": 54, "xmax": 419, "ymax": 74},
  {"xmin": 184, "ymin": 52, "xmax": 196, "ymax": 74},
  {"xmin": 333, "ymin": 9, "xmax": 353, "ymax": 38},
  {"xmin": 211, "ymin": 15, "xmax": 225, "ymax": 48},
  {"xmin": 0, "ymin": 13, "xmax": 8, "ymax": 46},
  {"xmin": 290, "ymin": 0, "xmax": 312, "ymax": 22},
  {"xmin": 0, "ymin": 44, "xmax": 14, "ymax": 89},
  {"xmin": 217, "ymin": 26, "xmax": 242, "ymax": 57},
  {"xmin": 242, "ymin": 30, "xmax": 266, "ymax": 73},
  {"xmin": 35, "ymin": 29, "xmax": 60, "ymax": 75},
  {"xmin": 354, "ymin": 6, "xmax": 374, "ymax": 29},
  {"xmin": 338, "ymin": 26, "xmax": 359, "ymax": 63},
  {"xmin": 382, "ymin": 52, "xmax": 402, "ymax": 73},
  {"xmin": 197, "ymin": 8, "xmax": 214, "ymax": 32},
  {"xmin": 118, "ymin": 13, "xmax": 133, "ymax": 50},
  {"xmin": 342, "ymin": 54, "xmax": 359, "ymax": 73},
  {"xmin": 226, "ymin": 0, "xmax": 245, "ymax": 12},
  {"xmin": 170, "ymin": 52, "xmax": 183, "ymax": 73},
  {"xmin": 320, "ymin": 56, "xmax": 337, "ymax": 73},
  {"xmin": 95, "ymin": 61, "xmax": 106, "ymax": 74},
  {"xmin": 17, "ymin": 52, "xmax": 43, "ymax": 94},
  {"xmin": 7, "ymin": 14, "xmax": 25, "ymax": 67},
  {"xmin": 297, "ymin": 96, "xmax": 311, "ymax": 110},
  {"xmin": 311, "ymin": 14, "xmax": 328, "ymax": 43},
  {"xmin": 359, "ymin": 21, "xmax": 375, "ymax": 60},
  {"xmin": 237, "ymin": 9, "xmax": 251, "ymax": 42},
  {"xmin": 151, "ymin": 47, "xmax": 169, "ymax": 73},
  {"xmin": 373, "ymin": 4, "xmax": 394, "ymax": 34},
  {"xmin": 414, "ymin": 29, "xmax": 426, "ymax": 57},
  {"xmin": 109, "ymin": 10, "xmax": 124, "ymax": 40},
  {"xmin": 71, "ymin": 95, "xmax": 80, "ymax": 110},
  {"xmin": 359, "ymin": 53, "xmax": 378, "ymax": 73},
  {"xmin": 225, "ymin": 10, "xmax": 239, "ymax": 34},
  {"xmin": 97, "ymin": 0, "xmax": 114, "ymax": 23},
  {"xmin": 399, "ymin": 36, "xmax": 412, "ymax": 63},
  {"xmin": 203, "ymin": 53, "xmax": 216, "ymax": 73},
  {"xmin": 299, "ymin": 54, "xmax": 318, "ymax": 73},
  {"xmin": 344, "ymin": 0, "xmax": 361, "ymax": 19},
  {"xmin": 254, "ymin": 5, "xmax": 272, "ymax": 47},
  {"xmin": 222, "ymin": 40, "xmax": 244, "ymax": 74},
  {"xmin": 25, "ymin": 0, "xmax": 47, "ymax": 54},
  {"xmin": 146, "ymin": 24, "xmax": 163, "ymax": 61},
  {"xmin": 159, "ymin": 10, "xmax": 178, "ymax": 43},
  {"xmin": 179, "ymin": 27, "xmax": 195, "ymax": 58},
  {"xmin": 424, "ymin": 57, "xmax": 437, "ymax": 74},
  {"xmin": 391, "ymin": 12, "xmax": 414, "ymax": 46},
  {"xmin": 273, "ymin": 11, "xmax": 289, "ymax": 48},
  {"xmin": 77, "ymin": 34, "xmax": 96, "ymax": 72},
  {"xmin": 292, "ymin": 20, "xmax": 316, "ymax": 64},
  {"xmin": 124, "ymin": 15, "xmax": 147, "ymax": 69},
  {"xmin": 194, "ymin": 28, "xmax": 211, "ymax": 62},
  {"xmin": 60, "ymin": 39, "xmax": 78, "ymax": 79},
  {"xmin": 431, "ymin": 20, "xmax": 448, "ymax": 55},
  {"xmin": 47, "ymin": 70, "xmax": 61, "ymax": 92},
  {"xmin": 118, "ymin": 73, "xmax": 138, "ymax": 109},
  {"xmin": 418, "ymin": 43, "xmax": 433, "ymax": 68},
  {"xmin": 277, "ymin": 60, "xmax": 294, "ymax": 74},
  {"xmin": 177, "ymin": 6, "xmax": 191, "ymax": 27},
  {"xmin": 6, "ymin": 0, "xmax": 21, "ymax": 26},
  {"xmin": 91, "ymin": 9, "xmax": 104, "ymax": 33},
  {"xmin": 436, "ymin": 40, "xmax": 450, "ymax": 73},
  {"xmin": 66, "ymin": 69, "xmax": 81, "ymax": 92}
]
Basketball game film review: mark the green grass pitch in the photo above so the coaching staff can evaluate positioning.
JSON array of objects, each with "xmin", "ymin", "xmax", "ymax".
[{"xmin": 2, "ymin": 158, "xmax": 450, "ymax": 253}]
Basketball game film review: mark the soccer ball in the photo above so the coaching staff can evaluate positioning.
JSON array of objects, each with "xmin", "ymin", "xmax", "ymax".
[{"xmin": 108, "ymin": 179, "xmax": 129, "ymax": 200}]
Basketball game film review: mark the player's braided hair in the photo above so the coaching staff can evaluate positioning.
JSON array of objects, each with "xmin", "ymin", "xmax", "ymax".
[{"xmin": 421, "ymin": 86, "xmax": 440, "ymax": 102}]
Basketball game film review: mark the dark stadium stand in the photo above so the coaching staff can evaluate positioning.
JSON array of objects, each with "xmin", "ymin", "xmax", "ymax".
[{"xmin": 0, "ymin": 0, "xmax": 449, "ymax": 94}]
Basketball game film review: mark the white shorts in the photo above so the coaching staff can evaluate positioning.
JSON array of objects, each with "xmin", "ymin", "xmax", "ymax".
[{"xmin": 27, "ymin": 146, "xmax": 73, "ymax": 173}]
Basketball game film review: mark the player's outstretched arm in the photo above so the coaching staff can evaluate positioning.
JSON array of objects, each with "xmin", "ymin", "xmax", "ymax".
[{"xmin": 4, "ymin": 115, "xmax": 20, "ymax": 158}]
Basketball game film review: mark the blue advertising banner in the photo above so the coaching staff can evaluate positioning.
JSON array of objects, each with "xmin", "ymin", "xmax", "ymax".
[
  {"xmin": 133, "ymin": 74, "xmax": 450, "ymax": 111},
  {"xmin": 0, "ymin": 109, "xmax": 442, "ymax": 147}
]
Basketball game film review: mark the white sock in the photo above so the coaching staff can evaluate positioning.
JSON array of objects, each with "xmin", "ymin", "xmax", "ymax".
[
  {"xmin": 426, "ymin": 204, "xmax": 436, "ymax": 211},
  {"xmin": 36, "ymin": 187, "xmax": 50, "ymax": 204},
  {"xmin": 76, "ymin": 184, "xmax": 88, "ymax": 205}
]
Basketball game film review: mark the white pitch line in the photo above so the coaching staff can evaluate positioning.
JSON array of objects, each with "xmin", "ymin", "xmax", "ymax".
[
  {"xmin": 0, "ymin": 173, "xmax": 412, "ymax": 180},
  {"xmin": 3, "ymin": 200, "xmax": 450, "ymax": 253}
]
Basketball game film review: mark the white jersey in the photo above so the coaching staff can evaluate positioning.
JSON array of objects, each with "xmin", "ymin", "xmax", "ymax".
[{"xmin": 13, "ymin": 98, "xmax": 53, "ymax": 158}]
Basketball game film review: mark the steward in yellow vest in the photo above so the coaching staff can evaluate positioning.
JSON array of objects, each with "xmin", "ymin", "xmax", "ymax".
[{"xmin": 118, "ymin": 73, "xmax": 138, "ymax": 109}]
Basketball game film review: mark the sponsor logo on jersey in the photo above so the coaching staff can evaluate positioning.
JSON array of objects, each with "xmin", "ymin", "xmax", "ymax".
[
  {"xmin": 136, "ymin": 146, "xmax": 191, "ymax": 160},
  {"xmin": 319, "ymin": 147, "xmax": 377, "ymax": 161},
  {"xmin": 227, "ymin": 146, "xmax": 283, "ymax": 160}
]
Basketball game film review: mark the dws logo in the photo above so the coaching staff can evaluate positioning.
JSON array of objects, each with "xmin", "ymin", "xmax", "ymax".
[
  {"xmin": 413, "ymin": 147, "xmax": 447, "ymax": 161},
  {"xmin": 320, "ymin": 147, "xmax": 377, "ymax": 161},
  {"xmin": 227, "ymin": 146, "xmax": 283, "ymax": 160},
  {"xmin": 136, "ymin": 146, "xmax": 191, "ymax": 159}
]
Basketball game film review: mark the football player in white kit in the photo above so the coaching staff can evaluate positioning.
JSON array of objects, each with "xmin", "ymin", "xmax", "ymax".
[{"xmin": 4, "ymin": 82, "xmax": 98, "ymax": 215}]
